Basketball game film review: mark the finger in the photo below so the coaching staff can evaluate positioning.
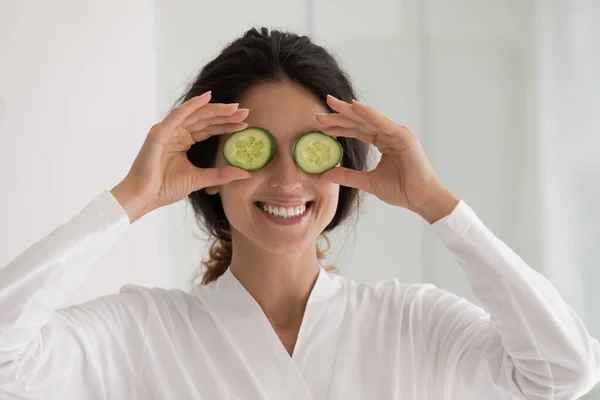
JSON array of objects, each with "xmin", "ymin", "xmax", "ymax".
[
  {"xmin": 322, "ymin": 126, "xmax": 400, "ymax": 153},
  {"xmin": 320, "ymin": 126, "xmax": 375, "ymax": 145},
  {"xmin": 316, "ymin": 112, "xmax": 360, "ymax": 129},
  {"xmin": 317, "ymin": 110, "xmax": 398, "ymax": 149},
  {"xmin": 187, "ymin": 108, "xmax": 249, "ymax": 133},
  {"xmin": 163, "ymin": 91, "xmax": 212, "ymax": 128},
  {"xmin": 350, "ymin": 100, "xmax": 398, "ymax": 134},
  {"xmin": 191, "ymin": 122, "xmax": 249, "ymax": 143},
  {"xmin": 351, "ymin": 101, "xmax": 417, "ymax": 150},
  {"xmin": 184, "ymin": 103, "xmax": 241, "ymax": 128},
  {"xmin": 325, "ymin": 95, "xmax": 363, "ymax": 123},
  {"xmin": 320, "ymin": 167, "xmax": 372, "ymax": 192},
  {"xmin": 195, "ymin": 166, "xmax": 251, "ymax": 191}
]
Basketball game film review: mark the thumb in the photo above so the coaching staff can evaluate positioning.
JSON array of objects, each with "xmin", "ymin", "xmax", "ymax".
[
  {"xmin": 194, "ymin": 166, "xmax": 251, "ymax": 191},
  {"xmin": 320, "ymin": 167, "xmax": 372, "ymax": 192}
]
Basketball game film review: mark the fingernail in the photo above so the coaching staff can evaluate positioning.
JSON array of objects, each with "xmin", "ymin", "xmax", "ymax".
[
  {"xmin": 327, "ymin": 94, "xmax": 339, "ymax": 101},
  {"xmin": 238, "ymin": 108, "xmax": 250, "ymax": 112},
  {"xmin": 202, "ymin": 90, "xmax": 212, "ymax": 96},
  {"xmin": 352, "ymin": 99, "xmax": 361, "ymax": 104}
]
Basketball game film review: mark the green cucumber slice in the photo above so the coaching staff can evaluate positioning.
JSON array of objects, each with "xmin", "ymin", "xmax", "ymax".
[
  {"xmin": 223, "ymin": 127, "xmax": 275, "ymax": 171},
  {"xmin": 294, "ymin": 132, "xmax": 343, "ymax": 174}
]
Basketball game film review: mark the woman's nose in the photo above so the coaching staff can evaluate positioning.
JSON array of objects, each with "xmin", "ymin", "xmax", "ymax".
[{"xmin": 268, "ymin": 152, "xmax": 304, "ymax": 192}]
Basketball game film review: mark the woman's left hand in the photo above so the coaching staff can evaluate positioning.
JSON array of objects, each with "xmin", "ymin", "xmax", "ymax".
[{"xmin": 316, "ymin": 95, "xmax": 459, "ymax": 222}]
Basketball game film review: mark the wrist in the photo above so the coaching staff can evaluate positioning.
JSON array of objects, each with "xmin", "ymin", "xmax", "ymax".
[
  {"xmin": 415, "ymin": 187, "xmax": 459, "ymax": 224},
  {"xmin": 110, "ymin": 180, "xmax": 154, "ymax": 224}
]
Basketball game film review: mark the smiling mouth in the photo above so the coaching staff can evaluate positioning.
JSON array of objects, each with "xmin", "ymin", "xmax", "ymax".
[{"xmin": 254, "ymin": 201, "xmax": 313, "ymax": 219}]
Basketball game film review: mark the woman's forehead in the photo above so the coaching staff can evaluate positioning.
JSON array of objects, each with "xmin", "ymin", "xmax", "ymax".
[{"xmin": 239, "ymin": 81, "xmax": 327, "ymax": 140}]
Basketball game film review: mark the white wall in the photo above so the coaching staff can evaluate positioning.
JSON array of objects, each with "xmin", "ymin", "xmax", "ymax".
[
  {"xmin": 0, "ymin": 0, "xmax": 165, "ymax": 305},
  {"xmin": 535, "ymin": 0, "xmax": 600, "ymax": 344}
]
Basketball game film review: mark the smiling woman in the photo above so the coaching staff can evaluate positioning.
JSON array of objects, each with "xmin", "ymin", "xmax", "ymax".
[
  {"xmin": 183, "ymin": 29, "xmax": 369, "ymax": 287},
  {"xmin": 1, "ymin": 26, "xmax": 599, "ymax": 400}
]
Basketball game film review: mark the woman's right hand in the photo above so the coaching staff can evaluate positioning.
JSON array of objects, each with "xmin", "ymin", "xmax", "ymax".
[{"xmin": 110, "ymin": 91, "xmax": 251, "ymax": 223}]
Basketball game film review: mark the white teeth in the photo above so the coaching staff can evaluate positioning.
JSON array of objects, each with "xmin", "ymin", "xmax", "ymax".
[{"xmin": 259, "ymin": 202, "xmax": 308, "ymax": 218}]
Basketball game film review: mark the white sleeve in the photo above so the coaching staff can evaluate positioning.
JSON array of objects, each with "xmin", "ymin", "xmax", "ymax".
[
  {"xmin": 0, "ymin": 191, "xmax": 148, "ymax": 399},
  {"xmin": 420, "ymin": 200, "xmax": 600, "ymax": 399}
]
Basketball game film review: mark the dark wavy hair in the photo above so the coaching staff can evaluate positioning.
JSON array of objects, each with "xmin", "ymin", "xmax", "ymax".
[{"xmin": 177, "ymin": 27, "xmax": 369, "ymax": 284}]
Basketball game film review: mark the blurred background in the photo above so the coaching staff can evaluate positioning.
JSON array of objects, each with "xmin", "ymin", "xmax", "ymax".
[{"xmin": 1, "ymin": 0, "xmax": 599, "ymax": 397}]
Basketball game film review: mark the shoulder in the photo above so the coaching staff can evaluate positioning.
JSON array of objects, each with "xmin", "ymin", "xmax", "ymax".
[
  {"xmin": 118, "ymin": 284, "xmax": 209, "ymax": 319},
  {"xmin": 342, "ymin": 275, "xmax": 434, "ymax": 304},
  {"xmin": 119, "ymin": 283, "xmax": 200, "ymax": 304},
  {"xmin": 342, "ymin": 277, "xmax": 487, "ymax": 321}
]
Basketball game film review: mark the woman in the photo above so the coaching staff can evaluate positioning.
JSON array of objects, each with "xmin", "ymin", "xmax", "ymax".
[{"xmin": 1, "ymin": 27, "xmax": 598, "ymax": 399}]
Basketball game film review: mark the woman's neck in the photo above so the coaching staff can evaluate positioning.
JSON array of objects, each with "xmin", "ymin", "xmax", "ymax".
[{"xmin": 229, "ymin": 234, "xmax": 320, "ymax": 330}]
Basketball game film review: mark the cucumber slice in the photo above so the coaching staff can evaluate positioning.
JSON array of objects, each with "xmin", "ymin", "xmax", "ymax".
[
  {"xmin": 223, "ymin": 127, "xmax": 275, "ymax": 171},
  {"xmin": 294, "ymin": 132, "xmax": 343, "ymax": 174}
]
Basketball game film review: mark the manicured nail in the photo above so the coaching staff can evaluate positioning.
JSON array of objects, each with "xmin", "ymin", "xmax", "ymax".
[
  {"xmin": 202, "ymin": 90, "xmax": 212, "ymax": 96},
  {"xmin": 327, "ymin": 94, "xmax": 339, "ymax": 101},
  {"xmin": 238, "ymin": 108, "xmax": 250, "ymax": 112}
]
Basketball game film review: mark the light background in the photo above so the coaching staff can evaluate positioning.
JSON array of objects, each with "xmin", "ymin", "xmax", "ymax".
[{"xmin": 1, "ymin": 0, "xmax": 598, "ymax": 396}]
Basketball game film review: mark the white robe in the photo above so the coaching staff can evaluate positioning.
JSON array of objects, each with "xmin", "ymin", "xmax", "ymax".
[{"xmin": 0, "ymin": 190, "xmax": 599, "ymax": 399}]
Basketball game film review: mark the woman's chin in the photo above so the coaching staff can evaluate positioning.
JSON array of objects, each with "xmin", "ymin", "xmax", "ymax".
[{"xmin": 253, "ymin": 232, "xmax": 314, "ymax": 255}]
